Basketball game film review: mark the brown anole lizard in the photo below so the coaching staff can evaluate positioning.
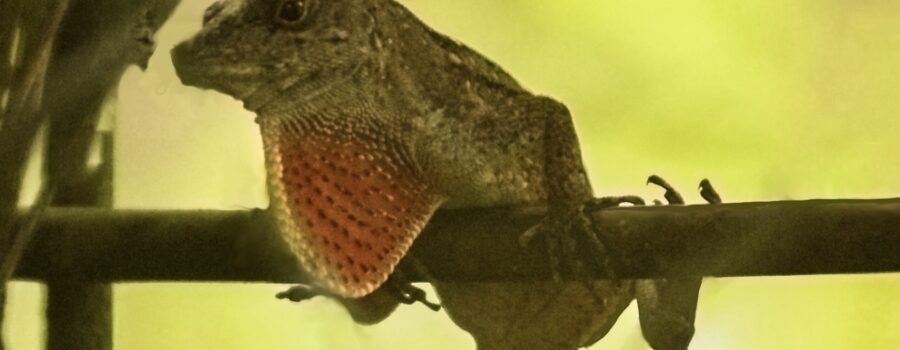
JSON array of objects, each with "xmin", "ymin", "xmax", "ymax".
[{"xmin": 171, "ymin": 1, "xmax": 698, "ymax": 348}]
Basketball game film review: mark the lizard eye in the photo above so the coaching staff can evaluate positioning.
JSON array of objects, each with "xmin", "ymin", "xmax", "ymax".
[{"xmin": 276, "ymin": 0, "xmax": 313, "ymax": 26}]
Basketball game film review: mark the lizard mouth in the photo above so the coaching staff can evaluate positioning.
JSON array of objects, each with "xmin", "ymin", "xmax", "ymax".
[
  {"xmin": 170, "ymin": 43, "xmax": 206, "ymax": 88},
  {"xmin": 173, "ymin": 39, "xmax": 369, "ymax": 116},
  {"xmin": 171, "ymin": 41, "xmax": 268, "ymax": 102}
]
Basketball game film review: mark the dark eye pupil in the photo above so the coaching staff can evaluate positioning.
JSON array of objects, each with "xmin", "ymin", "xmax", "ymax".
[{"xmin": 280, "ymin": 1, "xmax": 304, "ymax": 22}]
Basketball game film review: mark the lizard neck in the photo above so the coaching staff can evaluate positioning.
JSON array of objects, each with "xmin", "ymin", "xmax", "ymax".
[
  {"xmin": 254, "ymin": 82, "xmax": 425, "ymax": 186},
  {"xmin": 253, "ymin": 61, "xmax": 373, "ymax": 116},
  {"xmin": 252, "ymin": 61, "xmax": 429, "ymax": 137}
]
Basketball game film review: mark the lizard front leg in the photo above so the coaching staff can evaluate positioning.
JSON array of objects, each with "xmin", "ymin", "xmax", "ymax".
[{"xmin": 518, "ymin": 97, "xmax": 632, "ymax": 279}]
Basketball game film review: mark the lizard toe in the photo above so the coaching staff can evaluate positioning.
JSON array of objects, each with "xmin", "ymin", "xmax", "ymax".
[{"xmin": 276, "ymin": 284, "xmax": 326, "ymax": 303}]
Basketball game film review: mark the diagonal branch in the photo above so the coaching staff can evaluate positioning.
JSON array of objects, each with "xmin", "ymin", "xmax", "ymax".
[
  {"xmin": 14, "ymin": 198, "xmax": 900, "ymax": 283},
  {"xmin": 0, "ymin": 0, "xmax": 71, "ymax": 279}
]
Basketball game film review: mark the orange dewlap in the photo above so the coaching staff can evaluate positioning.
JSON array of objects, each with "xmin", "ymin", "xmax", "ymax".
[{"xmin": 264, "ymin": 131, "xmax": 442, "ymax": 298}]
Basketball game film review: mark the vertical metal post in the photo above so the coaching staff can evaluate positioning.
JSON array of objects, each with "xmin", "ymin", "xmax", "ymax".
[{"xmin": 44, "ymin": 132, "xmax": 114, "ymax": 350}]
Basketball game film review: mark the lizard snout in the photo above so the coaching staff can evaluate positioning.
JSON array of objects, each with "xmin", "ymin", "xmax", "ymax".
[{"xmin": 170, "ymin": 41, "xmax": 204, "ymax": 88}]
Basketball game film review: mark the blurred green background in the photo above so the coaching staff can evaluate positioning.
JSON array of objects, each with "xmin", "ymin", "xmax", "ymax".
[{"xmin": 5, "ymin": 0, "xmax": 900, "ymax": 349}]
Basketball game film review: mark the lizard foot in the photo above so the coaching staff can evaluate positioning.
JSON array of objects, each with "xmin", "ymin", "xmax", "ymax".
[
  {"xmin": 278, "ymin": 284, "xmax": 403, "ymax": 325},
  {"xmin": 276, "ymin": 284, "xmax": 327, "ymax": 303},
  {"xmin": 276, "ymin": 259, "xmax": 441, "ymax": 312},
  {"xmin": 385, "ymin": 272, "xmax": 442, "ymax": 311},
  {"xmin": 520, "ymin": 196, "xmax": 645, "ymax": 280},
  {"xmin": 277, "ymin": 280, "xmax": 440, "ymax": 311},
  {"xmin": 277, "ymin": 280, "xmax": 440, "ymax": 312}
]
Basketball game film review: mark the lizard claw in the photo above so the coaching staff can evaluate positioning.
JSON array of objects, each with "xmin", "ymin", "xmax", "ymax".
[
  {"xmin": 699, "ymin": 178, "xmax": 722, "ymax": 204},
  {"xmin": 647, "ymin": 175, "xmax": 685, "ymax": 205}
]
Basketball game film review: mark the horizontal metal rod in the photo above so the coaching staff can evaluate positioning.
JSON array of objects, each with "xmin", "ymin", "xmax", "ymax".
[{"xmin": 14, "ymin": 198, "xmax": 900, "ymax": 283}]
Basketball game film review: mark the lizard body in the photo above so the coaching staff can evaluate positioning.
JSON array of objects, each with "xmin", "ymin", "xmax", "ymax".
[
  {"xmin": 172, "ymin": 1, "xmax": 694, "ymax": 348},
  {"xmin": 173, "ymin": 0, "xmax": 590, "ymax": 297}
]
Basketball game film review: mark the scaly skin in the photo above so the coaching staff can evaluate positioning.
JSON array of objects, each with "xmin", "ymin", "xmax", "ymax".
[
  {"xmin": 172, "ymin": 0, "xmax": 601, "ymax": 298},
  {"xmin": 170, "ymin": 1, "xmax": 679, "ymax": 348}
]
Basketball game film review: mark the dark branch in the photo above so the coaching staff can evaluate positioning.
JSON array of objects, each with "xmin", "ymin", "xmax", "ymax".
[
  {"xmin": 14, "ymin": 198, "xmax": 900, "ymax": 283},
  {"xmin": 0, "ymin": 0, "xmax": 71, "ymax": 280}
]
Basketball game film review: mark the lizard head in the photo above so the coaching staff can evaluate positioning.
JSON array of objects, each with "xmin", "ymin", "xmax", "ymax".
[{"xmin": 171, "ymin": 0, "xmax": 379, "ymax": 112}]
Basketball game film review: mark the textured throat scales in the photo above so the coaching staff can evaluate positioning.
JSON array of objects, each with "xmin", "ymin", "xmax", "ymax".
[{"xmin": 262, "ymin": 120, "xmax": 442, "ymax": 298}]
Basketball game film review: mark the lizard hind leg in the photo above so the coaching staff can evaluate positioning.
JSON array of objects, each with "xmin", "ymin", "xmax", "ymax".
[{"xmin": 516, "ymin": 96, "xmax": 644, "ymax": 280}]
